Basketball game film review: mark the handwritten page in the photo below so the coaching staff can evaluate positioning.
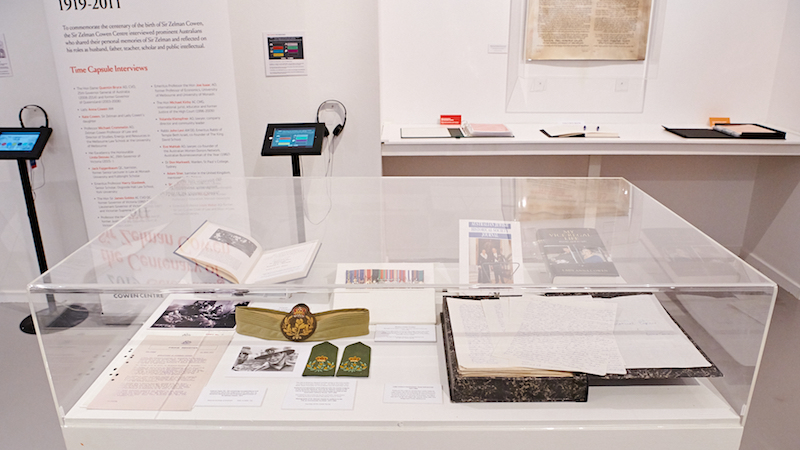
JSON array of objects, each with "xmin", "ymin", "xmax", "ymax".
[
  {"xmin": 481, "ymin": 298, "xmax": 509, "ymax": 348},
  {"xmin": 448, "ymin": 299, "xmax": 510, "ymax": 369},
  {"xmin": 450, "ymin": 294, "xmax": 710, "ymax": 377},
  {"xmin": 494, "ymin": 297, "xmax": 623, "ymax": 376},
  {"xmin": 596, "ymin": 294, "xmax": 711, "ymax": 368},
  {"xmin": 525, "ymin": 0, "xmax": 652, "ymax": 61},
  {"xmin": 447, "ymin": 298, "xmax": 572, "ymax": 377}
]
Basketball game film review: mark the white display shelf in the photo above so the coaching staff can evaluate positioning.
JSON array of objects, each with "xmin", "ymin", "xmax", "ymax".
[
  {"xmin": 63, "ymin": 308, "xmax": 740, "ymax": 425},
  {"xmin": 381, "ymin": 123, "xmax": 800, "ymax": 157},
  {"xmin": 60, "ymin": 306, "xmax": 743, "ymax": 450}
]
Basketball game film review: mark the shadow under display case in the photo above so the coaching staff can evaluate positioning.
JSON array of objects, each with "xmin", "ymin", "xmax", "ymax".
[{"xmin": 27, "ymin": 177, "xmax": 776, "ymax": 450}]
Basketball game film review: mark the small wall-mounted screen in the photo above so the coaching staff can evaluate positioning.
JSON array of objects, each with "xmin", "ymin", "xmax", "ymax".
[{"xmin": 0, "ymin": 128, "xmax": 52, "ymax": 160}]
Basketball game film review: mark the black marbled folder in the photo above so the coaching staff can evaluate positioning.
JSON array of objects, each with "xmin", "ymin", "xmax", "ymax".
[
  {"xmin": 441, "ymin": 295, "xmax": 722, "ymax": 403},
  {"xmin": 441, "ymin": 299, "xmax": 588, "ymax": 403}
]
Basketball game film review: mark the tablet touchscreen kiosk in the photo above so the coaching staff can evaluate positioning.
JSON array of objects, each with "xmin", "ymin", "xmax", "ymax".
[
  {"xmin": 261, "ymin": 123, "xmax": 325, "ymax": 156},
  {"xmin": 0, "ymin": 127, "xmax": 53, "ymax": 160}
]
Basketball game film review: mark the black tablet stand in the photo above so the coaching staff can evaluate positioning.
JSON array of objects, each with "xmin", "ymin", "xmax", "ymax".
[
  {"xmin": 14, "ymin": 159, "xmax": 88, "ymax": 334},
  {"xmin": 261, "ymin": 123, "xmax": 327, "ymax": 244}
]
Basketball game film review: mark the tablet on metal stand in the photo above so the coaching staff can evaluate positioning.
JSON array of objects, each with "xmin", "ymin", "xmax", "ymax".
[{"xmin": 0, "ymin": 127, "xmax": 89, "ymax": 334}]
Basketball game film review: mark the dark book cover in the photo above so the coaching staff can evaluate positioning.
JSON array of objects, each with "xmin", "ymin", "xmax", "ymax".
[
  {"xmin": 663, "ymin": 124, "xmax": 785, "ymax": 140},
  {"xmin": 537, "ymin": 228, "xmax": 620, "ymax": 282},
  {"xmin": 662, "ymin": 127, "xmax": 734, "ymax": 139},
  {"xmin": 440, "ymin": 296, "xmax": 720, "ymax": 403}
]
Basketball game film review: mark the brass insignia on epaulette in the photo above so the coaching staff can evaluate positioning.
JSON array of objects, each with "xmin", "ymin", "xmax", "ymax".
[
  {"xmin": 306, "ymin": 355, "xmax": 335, "ymax": 372},
  {"xmin": 338, "ymin": 355, "xmax": 367, "ymax": 373},
  {"xmin": 335, "ymin": 342, "xmax": 370, "ymax": 377},
  {"xmin": 280, "ymin": 303, "xmax": 317, "ymax": 341},
  {"xmin": 303, "ymin": 341, "xmax": 338, "ymax": 376}
]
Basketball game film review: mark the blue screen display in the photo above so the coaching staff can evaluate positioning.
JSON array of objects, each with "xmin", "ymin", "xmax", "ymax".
[
  {"xmin": 0, "ymin": 132, "xmax": 40, "ymax": 152},
  {"xmin": 271, "ymin": 128, "xmax": 315, "ymax": 148}
]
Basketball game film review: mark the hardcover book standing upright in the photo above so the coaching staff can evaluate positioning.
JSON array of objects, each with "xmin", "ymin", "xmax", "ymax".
[
  {"xmin": 537, "ymin": 228, "xmax": 624, "ymax": 284},
  {"xmin": 459, "ymin": 220, "xmax": 524, "ymax": 284}
]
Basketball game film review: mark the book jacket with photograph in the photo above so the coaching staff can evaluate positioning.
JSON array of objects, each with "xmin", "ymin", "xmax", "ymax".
[
  {"xmin": 459, "ymin": 220, "xmax": 524, "ymax": 284},
  {"xmin": 537, "ymin": 228, "xmax": 623, "ymax": 284}
]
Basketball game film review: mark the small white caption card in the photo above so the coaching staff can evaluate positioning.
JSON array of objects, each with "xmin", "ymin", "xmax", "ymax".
[
  {"xmin": 383, "ymin": 385, "xmax": 443, "ymax": 404},
  {"xmin": 375, "ymin": 324, "xmax": 437, "ymax": 342},
  {"xmin": 195, "ymin": 385, "xmax": 267, "ymax": 407},
  {"xmin": 282, "ymin": 380, "xmax": 357, "ymax": 410}
]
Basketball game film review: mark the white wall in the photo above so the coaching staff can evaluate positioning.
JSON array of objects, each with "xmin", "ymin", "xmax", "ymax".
[
  {"xmin": 230, "ymin": 1, "xmax": 381, "ymax": 178},
  {"xmin": 744, "ymin": 0, "xmax": 800, "ymax": 297},
  {"xmin": 379, "ymin": 0, "xmax": 800, "ymax": 294},
  {"xmin": 600, "ymin": 155, "xmax": 759, "ymax": 254},
  {"xmin": 379, "ymin": 0, "xmax": 512, "ymax": 124},
  {"xmin": 0, "ymin": 1, "xmax": 88, "ymax": 297},
  {"xmin": 766, "ymin": 1, "xmax": 800, "ymax": 133},
  {"xmin": 379, "ymin": 0, "xmax": 790, "ymax": 127},
  {"xmin": 0, "ymin": 0, "xmax": 382, "ymax": 296}
]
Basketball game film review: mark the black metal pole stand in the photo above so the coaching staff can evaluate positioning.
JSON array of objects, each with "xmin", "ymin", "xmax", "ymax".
[{"xmin": 17, "ymin": 159, "xmax": 88, "ymax": 334}]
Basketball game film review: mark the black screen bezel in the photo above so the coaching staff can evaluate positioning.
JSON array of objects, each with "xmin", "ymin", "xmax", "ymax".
[
  {"xmin": 0, "ymin": 127, "xmax": 53, "ymax": 160},
  {"xmin": 261, "ymin": 122, "xmax": 325, "ymax": 156}
]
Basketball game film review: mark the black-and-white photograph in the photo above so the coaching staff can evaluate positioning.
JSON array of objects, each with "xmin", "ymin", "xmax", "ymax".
[
  {"xmin": 230, "ymin": 345, "xmax": 300, "ymax": 374},
  {"xmin": 209, "ymin": 228, "xmax": 258, "ymax": 257},
  {"xmin": 151, "ymin": 299, "xmax": 249, "ymax": 328}
]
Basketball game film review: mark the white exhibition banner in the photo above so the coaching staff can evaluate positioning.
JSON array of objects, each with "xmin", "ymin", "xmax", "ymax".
[
  {"xmin": 0, "ymin": 34, "xmax": 12, "ymax": 77},
  {"xmin": 42, "ymin": 0, "xmax": 244, "ymax": 237}
]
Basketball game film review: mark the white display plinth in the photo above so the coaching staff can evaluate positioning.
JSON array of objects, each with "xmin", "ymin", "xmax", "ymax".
[{"xmin": 28, "ymin": 177, "xmax": 774, "ymax": 450}]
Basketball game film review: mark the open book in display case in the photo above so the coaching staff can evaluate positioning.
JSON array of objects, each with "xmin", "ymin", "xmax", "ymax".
[{"xmin": 27, "ymin": 176, "xmax": 775, "ymax": 450}]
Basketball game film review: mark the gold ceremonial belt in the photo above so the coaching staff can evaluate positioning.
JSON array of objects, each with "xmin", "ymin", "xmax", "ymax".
[{"xmin": 236, "ymin": 304, "xmax": 370, "ymax": 342}]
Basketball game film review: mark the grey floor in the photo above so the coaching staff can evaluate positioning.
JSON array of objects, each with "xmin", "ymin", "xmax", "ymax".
[
  {"xmin": 0, "ymin": 302, "xmax": 67, "ymax": 450},
  {"xmin": 1, "ymin": 291, "xmax": 799, "ymax": 450},
  {"xmin": 738, "ymin": 287, "xmax": 800, "ymax": 450}
]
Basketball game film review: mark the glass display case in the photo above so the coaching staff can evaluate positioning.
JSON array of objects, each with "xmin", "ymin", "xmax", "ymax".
[{"xmin": 27, "ymin": 177, "xmax": 776, "ymax": 450}]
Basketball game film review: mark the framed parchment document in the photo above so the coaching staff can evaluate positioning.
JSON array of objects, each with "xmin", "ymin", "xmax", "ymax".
[{"xmin": 525, "ymin": 0, "xmax": 652, "ymax": 60}]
